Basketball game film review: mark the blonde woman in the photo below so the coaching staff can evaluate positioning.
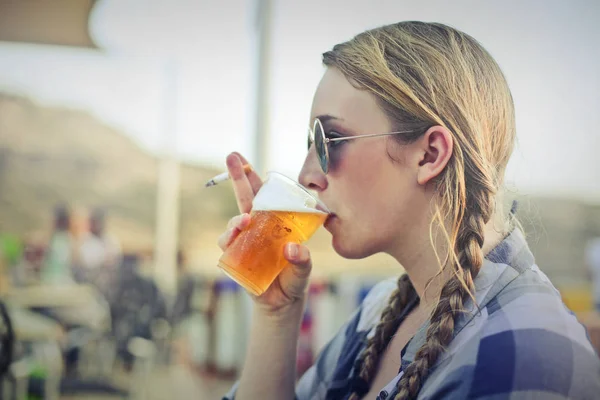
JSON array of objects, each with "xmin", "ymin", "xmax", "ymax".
[{"xmin": 220, "ymin": 21, "xmax": 600, "ymax": 399}]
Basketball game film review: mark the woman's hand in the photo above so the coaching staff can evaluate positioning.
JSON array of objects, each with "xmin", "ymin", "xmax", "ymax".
[{"xmin": 217, "ymin": 152, "xmax": 314, "ymax": 314}]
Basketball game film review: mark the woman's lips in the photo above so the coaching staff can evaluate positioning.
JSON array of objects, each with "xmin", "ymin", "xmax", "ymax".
[{"xmin": 324, "ymin": 213, "xmax": 337, "ymax": 230}]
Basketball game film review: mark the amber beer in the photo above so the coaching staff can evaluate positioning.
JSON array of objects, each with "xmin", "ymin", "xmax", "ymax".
[{"xmin": 218, "ymin": 172, "xmax": 328, "ymax": 296}]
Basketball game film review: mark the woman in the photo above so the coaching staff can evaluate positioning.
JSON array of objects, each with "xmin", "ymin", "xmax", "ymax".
[
  {"xmin": 41, "ymin": 204, "xmax": 75, "ymax": 284},
  {"xmin": 220, "ymin": 21, "xmax": 600, "ymax": 399}
]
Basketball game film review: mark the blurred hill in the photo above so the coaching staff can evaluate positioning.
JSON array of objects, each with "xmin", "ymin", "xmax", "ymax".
[
  {"xmin": 510, "ymin": 195, "xmax": 600, "ymax": 286},
  {"xmin": 0, "ymin": 92, "xmax": 239, "ymax": 253},
  {"xmin": 0, "ymin": 92, "xmax": 598, "ymax": 287}
]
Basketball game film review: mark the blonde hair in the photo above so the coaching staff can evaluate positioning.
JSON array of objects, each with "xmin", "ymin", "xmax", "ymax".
[{"xmin": 323, "ymin": 21, "xmax": 516, "ymax": 399}]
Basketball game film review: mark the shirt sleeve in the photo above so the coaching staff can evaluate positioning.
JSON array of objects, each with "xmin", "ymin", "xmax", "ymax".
[
  {"xmin": 467, "ymin": 328, "xmax": 599, "ymax": 399},
  {"xmin": 222, "ymin": 307, "xmax": 362, "ymax": 400},
  {"xmin": 221, "ymin": 278, "xmax": 400, "ymax": 400},
  {"xmin": 465, "ymin": 288, "xmax": 600, "ymax": 400}
]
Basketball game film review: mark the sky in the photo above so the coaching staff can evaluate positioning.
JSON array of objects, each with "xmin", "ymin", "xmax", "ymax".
[{"xmin": 0, "ymin": 0, "xmax": 598, "ymax": 202}]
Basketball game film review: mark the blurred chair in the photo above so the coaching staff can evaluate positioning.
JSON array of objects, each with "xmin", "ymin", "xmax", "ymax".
[
  {"xmin": 0, "ymin": 300, "xmax": 14, "ymax": 377},
  {"xmin": 33, "ymin": 287, "xmax": 125, "ymax": 398},
  {"xmin": 126, "ymin": 336, "xmax": 156, "ymax": 400},
  {"xmin": 7, "ymin": 356, "xmax": 29, "ymax": 400},
  {"xmin": 169, "ymin": 274, "xmax": 218, "ymax": 370},
  {"xmin": 105, "ymin": 254, "xmax": 181, "ymax": 399},
  {"xmin": 149, "ymin": 318, "xmax": 171, "ymax": 366},
  {"xmin": 33, "ymin": 340, "xmax": 63, "ymax": 400},
  {"xmin": 0, "ymin": 301, "xmax": 63, "ymax": 400},
  {"xmin": 0, "ymin": 299, "xmax": 17, "ymax": 399},
  {"xmin": 110, "ymin": 254, "xmax": 168, "ymax": 369}
]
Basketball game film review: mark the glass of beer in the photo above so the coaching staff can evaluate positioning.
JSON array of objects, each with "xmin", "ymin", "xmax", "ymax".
[{"xmin": 218, "ymin": 171, "xmax": 329, "ymax": 296}]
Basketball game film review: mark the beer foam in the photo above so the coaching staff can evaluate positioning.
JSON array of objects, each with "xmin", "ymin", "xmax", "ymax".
[{"xmin": 252, "ymin": 175, "xmax": 326, "ymax": 213}]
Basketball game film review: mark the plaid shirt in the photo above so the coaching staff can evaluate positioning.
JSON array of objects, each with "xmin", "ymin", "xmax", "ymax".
[{"xmin": 224, "ymin": 229, "xmax": 600, "ymax": 399}]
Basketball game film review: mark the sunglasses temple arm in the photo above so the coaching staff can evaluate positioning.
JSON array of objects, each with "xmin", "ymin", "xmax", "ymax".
[{"xmin": 326, "ymin": 130, "xmax": 417, "ymax": 142}]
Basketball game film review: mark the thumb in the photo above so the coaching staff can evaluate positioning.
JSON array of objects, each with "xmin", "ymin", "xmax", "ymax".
[
  {"xmin": 284, "ymin": 243, "xmax": 312, "ymax": 278},
  {"xmin": 279, "ymin": 243, "xmax": 313, "ymax": 299}
]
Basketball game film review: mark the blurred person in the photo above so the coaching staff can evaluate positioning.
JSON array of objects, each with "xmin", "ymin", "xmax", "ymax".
[
  {"xmin": 72, "ymin": 207, "xmax": 122, "ymax": 299},
  {"xmin": 40, "ymin": 204, "xmax": 75, "ymax": 284},
  {"xmin": 220, "ymin": 22, "xmax": 600, "ymax": 400},
  {"xmin": 0, "ymin": 248, "xmax": 8, "ymax": 295},
  {"xmin": 69, "ymin": 205, "xmax": 90, "ymax": 240},
  {"xmin": 138, "ymin": 247, "xmax": 156, "ymax": 278},
  {"xmin": 0, "ymin": 231, "xmax": 23, "ymax": 268},
  {"xmin": 0, "ymin": 229, "xmax": 23, "ymax": 292},
  {"xmin": 586, "ymin": 237, "xmax": 600, "ymax": 313},
  {"xmin": 35, "ymin": 206, "xmax": 111, "ymax": 375},
  {"xmin": 170, "ymin": 249, "xmax": 193, "ymax": 325},
  {"xmin": 80, "ymin": 207, "xmax": 122, "ymax": 269},
  {"xmin": 110, "ymin": 252, "xmax": 168, "ymax": 369},
  {"xmin": 170, "ymin": 248, "xmax": 216, "ymax": 329},
  {"xmin": 11, "ymin": 231, "xmax": 46, "ymax": 286}
]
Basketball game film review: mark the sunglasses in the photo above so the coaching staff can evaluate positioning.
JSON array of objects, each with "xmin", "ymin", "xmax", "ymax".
[{"xmin": 307, "ymin": 117, "xmax": 419, "ymax": 174}]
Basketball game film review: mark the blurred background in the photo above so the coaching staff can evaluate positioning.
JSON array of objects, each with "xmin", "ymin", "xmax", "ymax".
[{"xmin": 0, "ymin": 0, "xmax": 598, "ymax": 399}]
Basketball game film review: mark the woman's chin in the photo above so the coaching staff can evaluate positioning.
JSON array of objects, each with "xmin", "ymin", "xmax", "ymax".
[{"xmin": 331, "ymin": 235, "xmax": 370, "ymax": 260}]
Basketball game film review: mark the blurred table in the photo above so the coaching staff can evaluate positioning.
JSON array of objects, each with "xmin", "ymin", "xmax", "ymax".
[
  {"xmin": 4, "ymin": 284, "xmax": 111, "ymax": 332},
  {"xmin": 576, "ymin": 311, "xmax": 600, "ymax": 354},
  {"xmin": 7, "ymin": 304, "xmax": 64, "ymax": 342},
  {"xmin": 4, "ymin": 284, "xmax": 98, "ymax": 308}
]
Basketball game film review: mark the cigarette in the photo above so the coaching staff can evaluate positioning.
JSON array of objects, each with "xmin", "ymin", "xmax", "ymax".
[{"xmin": 205, "ymin": 164, "xmax": 252, "ymax": 187}]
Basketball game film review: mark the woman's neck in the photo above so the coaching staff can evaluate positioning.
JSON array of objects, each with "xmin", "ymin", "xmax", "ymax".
[{"xmin": 389, "ymin": 210, "xmax": 509, "ymax": 309}]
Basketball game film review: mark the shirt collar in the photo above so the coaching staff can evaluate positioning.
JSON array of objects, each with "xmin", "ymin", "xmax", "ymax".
[{"xmin": 401, "ymin": 228, "xmax": 535, "ymax": 366}]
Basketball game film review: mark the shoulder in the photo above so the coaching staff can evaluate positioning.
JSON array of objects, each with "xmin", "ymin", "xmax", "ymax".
[
  {"xmin": 467, "ymin": 321, "xmax": 600, "ymax": 399},
  {"xmin": 482, "ymin": 261, "xmax": 598, "ymax": 362},
  {"xmin": 427, "ymin": 261, "xmax": 600, "ymax": 399},
  {"xmin": 469, "ymin": 265, "xmax": 600, "ymax": 398},
  {"xmin": 356, "ymin": 277, "xmax": 398, "ymax": 333},
  {"xmin": 430, "ymin": 289, "xmax": 600, "ymax": 399},
  {"xmin": 484, "ymin": 263, "xmax": 592, "ymax": 348}
]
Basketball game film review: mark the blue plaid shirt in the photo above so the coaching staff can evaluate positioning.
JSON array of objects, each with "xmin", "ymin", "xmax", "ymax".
[{"xmin": 224, "ymin": 229, "xmax": 600, "ymax": 399}]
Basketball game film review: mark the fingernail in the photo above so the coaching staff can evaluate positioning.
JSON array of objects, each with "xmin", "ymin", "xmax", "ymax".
[
  {"xmin": 288, "ymin": 243, "xmax": 298, "ymax": 259},
  {"xmin": 226, "ymin": 153, "xmax": 239, "ymax": 167},
  {"xmin": 238, "ymin": 214, "xmax": 248, "ymax": 228}
]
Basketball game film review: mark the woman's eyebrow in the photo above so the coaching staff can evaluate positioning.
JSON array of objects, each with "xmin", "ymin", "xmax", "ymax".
[{"xmin": 315, "ymin": 114, "xmax": 344, "ymax": 123}]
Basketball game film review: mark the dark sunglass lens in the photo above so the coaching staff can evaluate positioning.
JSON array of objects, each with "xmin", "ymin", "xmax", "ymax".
[{"xmin": 314, "ymin": 120, "xmax": 328, "ymax": 173}]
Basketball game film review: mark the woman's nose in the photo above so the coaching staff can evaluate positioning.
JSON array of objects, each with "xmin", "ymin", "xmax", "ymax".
[{"xmin": 299, "ymin": 147, "xmax": 327, "ymax": 191}]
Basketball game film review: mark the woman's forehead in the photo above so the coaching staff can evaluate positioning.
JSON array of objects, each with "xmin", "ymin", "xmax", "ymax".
[{"xmin": 310, "ymin": 68, "xmax": 390, "ymax": 131}]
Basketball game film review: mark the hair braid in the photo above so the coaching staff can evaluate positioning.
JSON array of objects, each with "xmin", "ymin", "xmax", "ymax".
[
  {"xmin": 394, "ymin": 190, "xmax": 494, "ymax": 399},
  {"xmin": 348, "ymin": 274, "xmax": 418, "ymax": 400}
]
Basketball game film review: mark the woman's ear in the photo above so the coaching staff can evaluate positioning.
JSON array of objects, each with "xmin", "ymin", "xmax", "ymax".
[{"xmin": 415, "ymin": 125, "xmax": 454, "ymax": 186}]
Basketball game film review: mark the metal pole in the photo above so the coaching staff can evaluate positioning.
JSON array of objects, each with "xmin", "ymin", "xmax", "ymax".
[
  {"xmin": 252, "ymin": 0, "xmax": 272, "ymax": 176},
  {"xmin": 236, "ymin": 0, "xmax": 273, "ymax": 368},
  {"xmin": 153, "ymin": 59, "xmax": 180, "ymax": 296}
]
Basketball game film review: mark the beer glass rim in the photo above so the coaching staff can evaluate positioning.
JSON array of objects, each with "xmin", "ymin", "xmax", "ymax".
[{"xmin": 265, "ymin": 171, "xmax": 330, "ymax": 214}]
